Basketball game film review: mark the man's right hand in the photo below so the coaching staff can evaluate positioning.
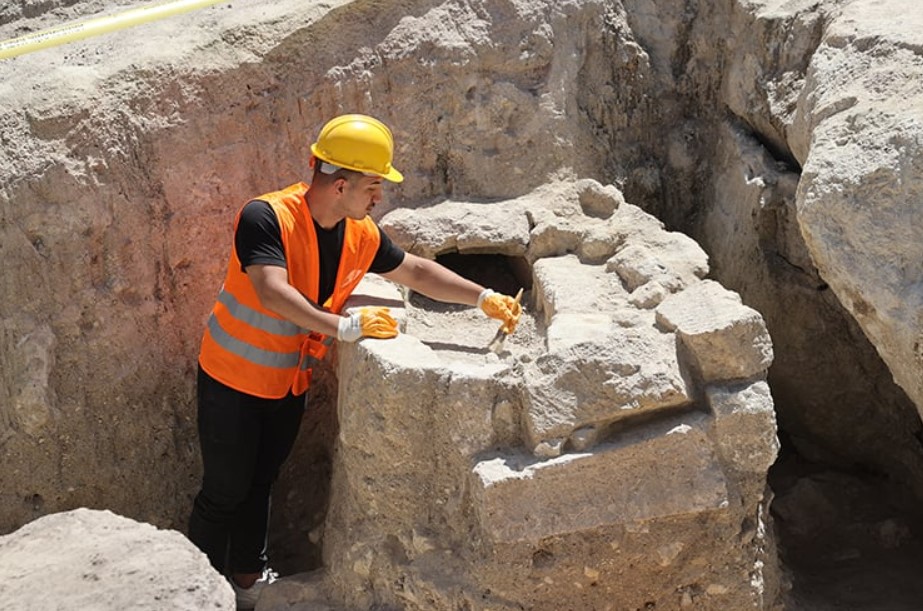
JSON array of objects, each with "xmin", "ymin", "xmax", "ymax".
[
  {"xmin": 337, "ymin": 307, "xmax": 399, "ymax": 342},
  {"xmin": 478, "ymin": 289, "xmax": 522, "ymax": 334}
]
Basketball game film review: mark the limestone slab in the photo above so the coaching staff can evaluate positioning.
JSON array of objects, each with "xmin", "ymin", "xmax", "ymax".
[
  {"xmin": 531, "ymin": 254, "xmax": 628, "ymax": 326},
  {"xmin": 380, "ymin": 200, "xmax": 531, "ymax": 259},
  {"xmin": 707, "ymin": 380, "xmax": 780, "ymax": 475},
  {"xmin": 522, "ymin": 325, "xmax": 692, "ymax": 450},
  {"xmin": 472, "ymin": 413, "xmax": 728, "ymax": 543}
]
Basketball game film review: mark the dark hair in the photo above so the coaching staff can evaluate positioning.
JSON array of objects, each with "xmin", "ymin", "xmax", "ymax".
[{"xmin": 312, "ymin": 161, "xmax": 364, "ymax": 186}]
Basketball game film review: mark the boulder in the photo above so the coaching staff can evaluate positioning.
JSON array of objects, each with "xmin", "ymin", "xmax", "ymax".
[
  {"xmin": 791, "ymin": 0, "xmax": 923, "ymax": 416},
  {"xmin": 0, "ymin": 508, "xmax": 233, "ymax": 610}
]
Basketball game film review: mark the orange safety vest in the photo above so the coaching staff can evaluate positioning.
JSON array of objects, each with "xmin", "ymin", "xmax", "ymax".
[{"xmin": 198, "ymin": 182, "xmax": 381, "ymax": 399}]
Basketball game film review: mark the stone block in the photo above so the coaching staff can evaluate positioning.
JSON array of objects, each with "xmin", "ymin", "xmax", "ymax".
[
  {"xmin": 532, "ymin": 255, "xmax": 624, "ymax": 325},
  {"xmin": 655, "ymin": 280, "xmax": 773, "ymax": 382},
  {"xmin": 707, "ymin": 380, "xmax": 780, "ymax": 474},
  {"xmin": 577, "ymin": 178, "xmax": 623, "ymax": 219},
  {"xmin": 380, "ymin": 200, "xmax": 530, "ymax": 259},
  {"xmin": 522, "ymin": 326, "xmax": 692, "ymax": 450},
  {"xmin": 472, "ymin": 413, "xmax": 728, "ymax": 543}
]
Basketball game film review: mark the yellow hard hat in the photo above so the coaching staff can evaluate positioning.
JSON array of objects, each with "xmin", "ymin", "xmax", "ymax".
[{"xmin": 310, "ymin": 114, "xmax": 404, "ymax": 183}]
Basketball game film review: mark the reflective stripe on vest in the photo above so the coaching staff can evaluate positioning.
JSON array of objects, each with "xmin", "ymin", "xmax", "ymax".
[
  {"xmin": 299, "ymin": 336, "xmax": 335, "ymax": 371},
  {"xmin": 207, "ymin": 314, "xmax": 301, "ymax": 369},
  {"xmin": 216, "ymin": 289, "xmax": 304, "ymax": 337}
]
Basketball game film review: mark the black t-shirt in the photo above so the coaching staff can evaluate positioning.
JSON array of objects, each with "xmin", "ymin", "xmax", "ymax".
[{"xmin": 235, "ymin": 199, "xmax": 405, "ymax": 305}]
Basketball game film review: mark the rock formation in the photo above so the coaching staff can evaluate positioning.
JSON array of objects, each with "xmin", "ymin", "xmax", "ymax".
[
  {"xmin": 702, "ymin": 0, "xmax": 923, "ymax": 501},
  {"xmin": 0, "ymin": 508, "xmax": 233, "ymax": 609}
]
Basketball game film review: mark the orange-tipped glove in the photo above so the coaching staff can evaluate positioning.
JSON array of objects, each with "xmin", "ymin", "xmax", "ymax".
[
  {"xmin": 478, "ymin": 289, "xmax": 522, "ymax": 335},
  {"xmin": 337, "ymin": 307, "xmax": 399, "ymax": 342}
]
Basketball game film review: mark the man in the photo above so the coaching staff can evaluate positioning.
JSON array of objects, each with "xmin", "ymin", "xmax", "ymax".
[{"xmin": 188, "ymin": 114, "xmax": 521, "ymax": 609}]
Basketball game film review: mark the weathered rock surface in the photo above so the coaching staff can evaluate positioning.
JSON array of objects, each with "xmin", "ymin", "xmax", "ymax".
[
  {"xmin": 700, "ymin": 2, "xmax": 923, "ymax": 502},
  {"xmin": 0, "ymin": 508, "xmax": 233, "ymax": 610},
  {"xmin": 791, "ymin": 1, "xmax": 923, "ymax": 415},
  {"xmin": 472, "ymin": 413, "xmax": 729, "ymax": 543},
  {"xmin": 656, "ymin": 280, "xmax": 774, "ymax": 384}
]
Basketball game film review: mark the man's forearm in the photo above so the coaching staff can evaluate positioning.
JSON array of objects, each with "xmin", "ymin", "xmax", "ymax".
[
  {"xmin": 259, "ymin": 282, "xmax": 342, "ymax": 337},
  {"xmin": 246, "ymin": 264, "xmax": 342, "ymax": 336},
  {"xmin": 383, "ymin": 254, "xmax": 483, "ymax": 305}
]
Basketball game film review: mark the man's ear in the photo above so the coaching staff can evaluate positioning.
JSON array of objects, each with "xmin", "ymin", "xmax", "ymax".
[
  {"xmin": 333, "ymin": 176, "xmax": 348, "ymax": 194},
  {"xmin": 308, "ymin": 155, "xmax": 317, "ymax": 170}
]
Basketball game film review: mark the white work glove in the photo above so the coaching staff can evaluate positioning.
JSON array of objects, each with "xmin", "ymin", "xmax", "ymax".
[{"xmin": 336, "ymin": 307, "xmax": 399, "ymax": 343}]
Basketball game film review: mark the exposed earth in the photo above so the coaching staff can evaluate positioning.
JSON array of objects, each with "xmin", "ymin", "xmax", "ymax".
[{"xmin": 2, "ymin": 0, "xmax": 923, "ymax": 609}]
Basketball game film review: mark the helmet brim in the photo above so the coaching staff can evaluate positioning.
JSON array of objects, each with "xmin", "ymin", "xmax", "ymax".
[
  {"xmin": 380, "ymin": 166, "xmax": 404, "ymax": 183},
  {"xmin": 310, "ymin": 144, "xmax": 404, "ymax": 183}
]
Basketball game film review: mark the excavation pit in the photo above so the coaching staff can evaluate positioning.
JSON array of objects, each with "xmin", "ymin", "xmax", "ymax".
[{"xmin": 2, "ymin": 1, "xmax": 922, "ymax": 609}]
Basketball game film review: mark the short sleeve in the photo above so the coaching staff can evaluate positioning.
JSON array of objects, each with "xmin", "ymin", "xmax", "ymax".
[
  {"xmin": 369, "ymin": 226, "xmax": 406, "ymax": 274},
  {"xmin": 235, "ymin": 200, "xmax": 286, "ymax": 271}
]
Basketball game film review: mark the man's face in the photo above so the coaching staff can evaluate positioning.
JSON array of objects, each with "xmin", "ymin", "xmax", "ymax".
[{"xmin": 338, "ymin": 175, "xmax": 384, "ymax": 219}]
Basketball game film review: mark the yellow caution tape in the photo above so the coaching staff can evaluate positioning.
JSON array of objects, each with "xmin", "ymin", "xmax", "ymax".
[{"xmin": 0, "ymin": 0, "xmax": 228, "ymax": 61}]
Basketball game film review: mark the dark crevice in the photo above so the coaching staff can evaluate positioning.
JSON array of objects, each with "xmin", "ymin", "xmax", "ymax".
[
  {"xmin": 733, "ymin": 113, "xmax": 802, "ymax": 174},
  {"xmin": 435, "ymin": 252, "xmax": 533, "ymax": 295}
]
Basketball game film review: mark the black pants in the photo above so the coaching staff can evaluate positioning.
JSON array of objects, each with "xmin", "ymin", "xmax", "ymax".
[{"xmin": 188, "ymin": 366, "xmax": 305, "ymax": 575}]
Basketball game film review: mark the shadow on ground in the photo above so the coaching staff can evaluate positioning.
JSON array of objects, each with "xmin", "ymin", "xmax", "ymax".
[{"xmin": 770, "ymin": 439, "xmax": 923, "ymax": 611}]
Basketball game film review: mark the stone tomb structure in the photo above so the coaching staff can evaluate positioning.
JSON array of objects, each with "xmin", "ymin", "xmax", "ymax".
[{"xmin": 262, "ymin": 179, "xmax": 780, "ymax": 610}]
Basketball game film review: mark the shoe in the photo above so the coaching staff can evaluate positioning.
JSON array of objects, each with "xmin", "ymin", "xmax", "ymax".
[{"xmin": 231, "ymin": 567, "xmax": 278, "ymax": 610}]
